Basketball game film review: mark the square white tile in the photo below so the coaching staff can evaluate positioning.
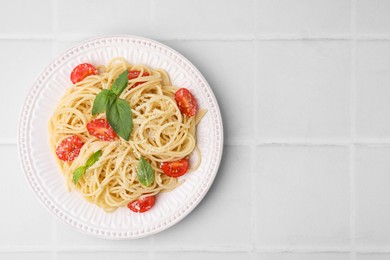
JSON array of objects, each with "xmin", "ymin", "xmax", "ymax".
[
  {"xmin": 152, "ymin": 0, "xmax": 255, "ymax": 38},
  {"xmin": 155, "ymin": 252, "xmax": 252, "ymax": 260},
  {"xmin": 0, "ymin": 40, "xmax": 54, "ymax": 143},
  {"xmin": 256, "ymin": 253, "xmax": 350, "ymax": 260},
  {"xmin": 256, "ymin": 41, "xmax": 351, "ymax": 141},
  {"xmin": 256, "ymin": 145, "xmax": 350, "ymax": 247},
  {"xmin": 162, "ymin": 40, "xmax": 255, "ymax": 144},
  {"xmin": 153, "ymin": 145, "xmax": 252, "ymax": 247},
  {"xmin": 356, "ymin": 0, "xmax": 390, "ymax": 33},
  {"xmin": 57, "ymin": 0, "xmax": 152, "ymax": 36},
  {"xmin": 0, "ymin": 253, "xmax": 52, "ymax": 260},
  {"xmin": 357, "ymin": 254, "xmax": 390, "ymax": 260},
  {"xmin": 57, "ymin": 252, "xmax": 149, "ymax": 260},
  {"xmin": 0, "ymin": 146, "xmax": 53, "ymax": 246},
  {"xmin": 256, "ymin": 0, "xmax": 350, "ymax": 34},
  {"xmin": 356, "ymin": 146, "xmax": 390, "ymax": 248},
  {"xmin": 356, "ymin": 41, "xmax": 390, "ymax": 139},
  {"xmin": 56, "ymin": 219, "xmax": 151, "ymax": 248},
  {"xmin": 0, "ymin": 0, "xmax": 53, "ymax": 34}
]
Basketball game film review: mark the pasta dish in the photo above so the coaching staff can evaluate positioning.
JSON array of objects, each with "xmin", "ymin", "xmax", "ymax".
[{"xmin": 49, "ymin": 57, "xmax": 203, "ymax": 213}]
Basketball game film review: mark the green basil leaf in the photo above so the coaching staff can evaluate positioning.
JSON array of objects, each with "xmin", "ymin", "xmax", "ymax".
[
  {"xmin": 73, "ymin": 150, "xmax": 102, "ymax": 184},
  {"xmin": 106, "ymin": 98, "xmax": 133, "ymax": 141},
  {"xmin": 85, "ymin": 150, "xmax": 102, "ymax": 168},
  {"xmin": 92, "ymin": 89, "xmax": 116, "ymax": 115},
  {"xmin": 137, "ymin": 157, "xmax": 155, "ymax": 187},
  {"xmin": 111, "ymin": 70, "xmax": 129, "ymax": 96},
  {"xmin": 73, "ymin": 166, "xmax": 87, "ymax": 184}
]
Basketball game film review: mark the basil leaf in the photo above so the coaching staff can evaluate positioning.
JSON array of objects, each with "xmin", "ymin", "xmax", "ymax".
[
  {"xmin": 106, "ymin": 98, "xmax": 133, "ymax": 141},
  {"xmin": 92, "ymin": 89, "xmax": 116, "ymax": 115},
  {"xmin": 91, "ymin": 71, "xmax": 134, "ymax": 140},
  {"xmin": 137, "ymin": 157, "xmax": 155, "ymax": 187},
  {"xmin": 73, "ymin": 150, "xmax": 102, "ymax": 184},
  {"xmin": 111, "ymin": 70, "xmax": 129, "ymax": 96},
  {"xmin": 85, "ymin": 150, "xmax": 102, "ymax": 168},
  {"xmin": 73, "ymin": 166, "xmax": 86, "ymax": 184}
]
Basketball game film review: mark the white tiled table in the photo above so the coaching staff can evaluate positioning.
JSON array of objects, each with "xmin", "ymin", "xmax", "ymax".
[{"xmin": 2, "ymin": 0, "xmax": 390, "ymax": 259}]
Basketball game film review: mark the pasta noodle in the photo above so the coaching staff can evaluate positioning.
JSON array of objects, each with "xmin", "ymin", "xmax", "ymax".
[{"xmin": 49, "ymin": 57, "xmax": 205, "ymax": 212}]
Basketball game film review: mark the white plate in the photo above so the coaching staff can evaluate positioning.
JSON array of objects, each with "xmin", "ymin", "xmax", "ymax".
[{"xmin": 17, "ymin": 35, "xmax": 223, "ymax": 239}]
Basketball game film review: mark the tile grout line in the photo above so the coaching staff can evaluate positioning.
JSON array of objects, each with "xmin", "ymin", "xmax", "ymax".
[
  {"xmin": 350, "ymin": 0, "xmax": 357, "ymax": 259},
  {"xmin": 251, "ymin": 0, "xmax": 258, "ymax": 257},
  {"xmin": 230, "ymin": 140, "xmax": 390, "ymax": 146},
  {"xmin": 7, "ymin": 141, "xmax": 390, "ymax": 147},
  {"xmin": 6, "ymin": 141, "xmax": 390, "ymax": 147},
  {"xmin": 0, "ymin": 246, "xmax": 355, "ymax": 253},
  {"xmin": 3, "ymin": 33, "xmax": 390, "ymax": 42}
]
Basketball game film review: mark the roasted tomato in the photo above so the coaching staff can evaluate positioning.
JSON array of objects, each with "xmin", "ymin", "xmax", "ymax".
[
  {"xmin": 128, "ymin": 196, "xmax": 155, "ymax": 213},
  {"xmin": 70, "ymin": 63, "xmax": 98, "ymax": 84},
  {"xmin": 174, "ymin": 88, "xmax": 197, "ymax": 116},
  {"xmin": 161, "ymin": 158, "xmax": 189, "ymax": 178},
  {"xmin": 128, "ymin": 70, "xmax": 150, "ymax": 88},
  {"xmin": 56, "ymin": 135, "xmax": 84, "ymax": 162},
  {"xmin": 87, "ymin": 118, "xmax": 118, "ymax": 141}
]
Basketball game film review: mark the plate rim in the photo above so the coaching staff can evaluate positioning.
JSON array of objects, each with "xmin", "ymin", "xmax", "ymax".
[{"xmin": 17, "ymin": 35, "xmax": 224, "ymax": 240}]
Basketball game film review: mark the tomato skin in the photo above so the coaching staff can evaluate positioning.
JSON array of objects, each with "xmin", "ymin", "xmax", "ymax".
[
  {"xmin": 87, "ymin": 118, "xmax": 117, "ymax": 141},
  {"xmin": 70, "ymin": 63, "xmax": 98, "ymax": 84},
  {"xmin": 128, "ymin": 70, "xmax": 150, "ymax": 88},
  {"xmin": 174, "ymin": 88, "xmax": 197, "ymax": 117},
  {"xmin": 161, "ymin": 158, "xmax": 189, "ymax": 178},
  {"xmin": 56, "ymin": 135, "xmax": 84, "ymax": 162},
  {"xmin": 128, "ymin": 196, "xmax": 155, "ymax": 213}
]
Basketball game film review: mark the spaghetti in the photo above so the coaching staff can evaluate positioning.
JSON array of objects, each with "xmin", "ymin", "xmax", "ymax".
[{"xmin": 49, "ymin": 57, "xmax": 204, "ymax": 212}]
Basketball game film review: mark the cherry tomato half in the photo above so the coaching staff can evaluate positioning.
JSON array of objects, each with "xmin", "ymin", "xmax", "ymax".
[
  {"xmin": 161, "ymin": 158, "xmax": 189, "ymax": 178},
  {"xmin": 70, "ymin": 63, "xmax": 98, "ymax": 84},
  {"xmin": 128, "ymin": 70, "xmax": 150, "ymax": 88},
  {"xmin": 56, "ymin": 135, "xmax": 84, "ymax": 162},
  {"xmin": 128, "ymin": 196, "xmax": 155, "ymax": 213},
  {"xmin": 86, "ymin": 118, "xmax": 117, "ymax": 141},
  {"xmin": 174, "ymin": 88, "xmax": 197, "ymax": 117}
]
